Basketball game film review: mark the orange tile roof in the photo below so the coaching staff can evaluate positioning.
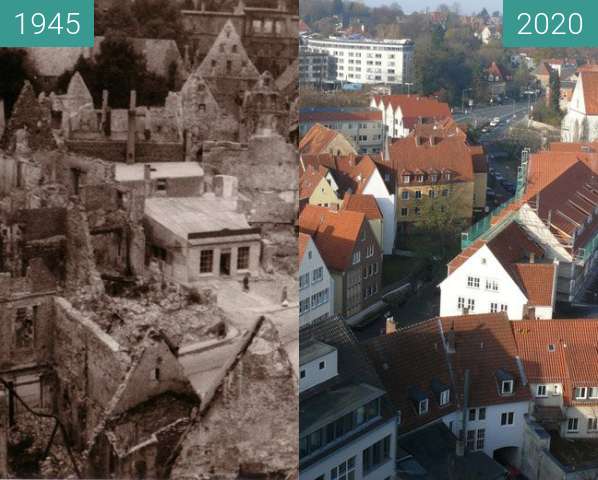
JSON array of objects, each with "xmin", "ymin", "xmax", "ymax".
[
  {"xmin": 374, "ymin": 95, "xmax": 451, "ymax": 129},
  {"xmin": 298, "ymin": 204, "xmax": 366, "ymax": 272},
  {"xmin": 299, "ymin": 165, "xmax": 329, "ymax": 200},
  {"xmin": 487, "ymin": 61, "xmax": 505, "ymax": 80},
  {"xmin": 580, "ymin": 71, "xmax": 598, "ymax": 115},
  {"xmin": 388, "ymin": 129, "xmax": 475, "ymax": 184},
  {"xmin": 514, "ymin": 319, "xmax": 598, "ymax": 405},
  {"xmin": 341, "ymin": 193, "xmax": 382, "ymax": 220},
  {"xmin": 510, "ymin": 263, "xmax": 555, "ymax": 306},
  {"xmin": 299, "ymin": 123, "xmax": 342, "ymax": 155},
  {"xmin": 448, "ymin": 222, "xmax": 554, "ymax": 306},
  {"xmin": 364, "ymin": 313, "xmax": 530, "ymax": 432}
]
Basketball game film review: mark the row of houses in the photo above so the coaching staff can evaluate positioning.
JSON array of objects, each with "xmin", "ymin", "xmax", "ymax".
[{"xmin": 300, "ymin": 312, "xmax": 598, "ymax": 480}]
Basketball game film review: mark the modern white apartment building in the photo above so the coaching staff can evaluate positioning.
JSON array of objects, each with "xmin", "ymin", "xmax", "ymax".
[
  {"xmin": 299, "ymin": 317, "xmax": 397, "ymax": 480},
  {"xmin": 299, "ymin": 46, "xmax": 337, "ymax": 87},
  {"xmin": 305, "ymin": 35, "xmax": 414, "ymax": 85}
]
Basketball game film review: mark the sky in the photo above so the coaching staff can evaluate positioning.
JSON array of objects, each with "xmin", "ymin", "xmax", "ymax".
[{"xmin": 363, "ymin": 0, "xmax": 502, "ymax": 15}]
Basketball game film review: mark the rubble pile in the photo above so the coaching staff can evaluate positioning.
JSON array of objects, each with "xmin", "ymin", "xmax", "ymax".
[{"xmin": 68, "ymin": 275, "xmax": 229, "ymax": 348}]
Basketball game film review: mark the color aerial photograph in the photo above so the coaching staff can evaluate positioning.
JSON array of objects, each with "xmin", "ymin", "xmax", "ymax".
[
  {"xmin": 0, "ymin": 0, "xmax": 299, "ymax": 478},
  {"xmin": 298, "ymin": 0, "xmax": 598, "ymax": 479}
]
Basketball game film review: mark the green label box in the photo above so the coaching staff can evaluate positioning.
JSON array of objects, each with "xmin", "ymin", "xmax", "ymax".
[
  {"xmin": 0, "ymin": 0, "xmax": 93, "ymax": 47},
  {"xmin": 503, "ymin": 0, "xmax": 598, "ymax": 47}
]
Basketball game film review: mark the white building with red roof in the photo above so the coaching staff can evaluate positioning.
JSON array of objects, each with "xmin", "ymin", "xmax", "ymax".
[
  {"xmin": 514, "ymin": 319, "xmax": 598, "ymax": 439},
  {"xmin": 299, "ymin": 232, "xmax": 334, "ymax": 328},
  {"xmin": 439, "ymin": 221, "xmax": 558, "ymax": 320},
  {"xmin": 370, "ymin": 94, "xmax": 452, "ymax": 139}
]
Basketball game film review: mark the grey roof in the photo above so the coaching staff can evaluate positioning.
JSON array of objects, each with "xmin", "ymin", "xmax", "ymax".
[
  {"xmin": 300, "ymin": 382, "xmax": 385, "ymax": 435},
  {"xmin": 299, "ymin": 339, "xmax": 336, "ymax": 366},
  {"xmin": 397, "ymin": 423, "xmax": 508, "ymax": 480},
  {"xmin": 144, "ymin": 196, "xmax": 253, "ymax": 241}
]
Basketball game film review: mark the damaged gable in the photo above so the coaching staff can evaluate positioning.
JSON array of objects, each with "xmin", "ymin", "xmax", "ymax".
[{"xmin": 170, "ymin": 318, "xmax": 298, "ymax": 479}]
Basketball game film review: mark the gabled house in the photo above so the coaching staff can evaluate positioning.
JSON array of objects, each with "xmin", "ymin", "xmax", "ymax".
[
  {"xmin": 301, "ymin": 154, "xmax": 396, "ymax": 254},
  {"xmin": 364, "ymin": 313, "xmax": 531, "ymax": 468},
  {"xmin": 299, "ymin": 205, "xmax": 383, "ymax": 317},
  {"xmin": 299, "ymin": 232, "xmax": 335, "ymax": 328},
  {"xmin": 387, "ymin": 120, "xmax": 482, "ymax": 234},
  {"xmin": 299, "ymin": 316, "xmax": 397, "ymax": 480},
  {"xmin": 370, "ymin": 95, "xmax": 452, "ymax": 139},
  {"xmin": 341, "ymin": 193, "xmax": 383, "ymax": 253},
  {"xmin": 459, "ymin": 142, "xmax": 598, "ymax": 304},
  {"xmin": 514, "ymin": 319, "xmax": 598, "ymax": 439},
  {"xmin": 440, "ymin": 221, "xmax": 558, "ymax": 320},
  {"xmin": 486, "ymin": 62, "xmax": 507, "ymax": 100},
  {"xmin": 299, "ymin": 123, "xmax": 358, "ymax": 156},
  {"xmin": 299, "ymin": 164, "xmax": 341, "ymax": 212},
  {"xmin": 562, "ymin": 71, "xmax": 598, "ymax": 142}
]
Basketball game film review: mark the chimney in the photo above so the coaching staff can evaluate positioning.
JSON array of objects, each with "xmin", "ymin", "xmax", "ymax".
[
  {"xmin": 530, "ymin": 252, "xmax": 535, "ymax": 264},
  {"xmin": 386, "ymin": 316, "xmax": 397, "ymax": 334},
  {"xmin": 127, "ymin": 90, "xmax": 137, "ymax": 165},
  {"xmin": 143, "ymin": 164, "xmax": 151, "ymax": 181},
  {"xmin": 213, "ymin": 175, "xmax": 238, "ymax": 199}
]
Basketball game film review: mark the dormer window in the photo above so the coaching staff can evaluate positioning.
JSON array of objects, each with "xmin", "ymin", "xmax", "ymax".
[
  {"xmin": 440, "ymin": 389, "xmax": 450, "ymax": 406},
  {"xmin": 402, "ymin": 174, "xmax": 411, "ymax": 184},
  {"xmin": 575, "ymin": 387, "xmax": 588, "ymax": 400},
  {"xmin": 419, "ymin": 399, "xmax": 429, "ymax": 415},
  {"xmin": 417, "ymin": 174, "xmax": 424, "ymax": 183},
  {"xmin": 431, "ymin": 174, "xmax": 438, "ymax": 182},
  {"xmin": 496, "ymin": 369, "xmax": 515, "ymax": 395},
  {"xmin": 444, "ymin": 172, "xmax": 452, "ymax": 181}
]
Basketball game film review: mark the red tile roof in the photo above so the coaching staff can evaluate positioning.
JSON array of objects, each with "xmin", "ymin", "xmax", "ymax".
[
  {"xmin": 299, "ymin": 165, "xmax": 329, "ymax": 200},
  {"xmin": 510, "ymin": 263, "xmax": 556, "ymax": 306},
  {"xmin": 388, "ymin": 126, "xmax": 475, "ymax": 184},
  {"xmin": 299, "ymin": 123, "xmax": 351, "ymax": 155},
  {"xmin": 298, "ymin": 205, "xmax": 366, "ymax": 272},
  {"xmin": 514, "ymin": 319, "xmax": 598, "ymax": 405},
  {"xmin": 364, "ymin": 313, "xmax": 530, "ymax": 433},
  {"xmin": 341, "ymin": 193, "xmax": 382, "ymax": 220},
  {"xmin": 487, "ymin": 61, "xmax": 505, "ymax": 81},
  {"xmin": 579, "ymin": 71, "xmax": 598, "ymax": 115},
  {"xmin": 373, "ymin": 94, "xmax": 451, "ymax": 129},
  {"xmin": 448, "ymin": 222, "xmax": 554, "ymax": 307}
]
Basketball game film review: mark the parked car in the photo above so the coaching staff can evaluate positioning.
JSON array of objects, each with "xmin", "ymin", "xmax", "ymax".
[{"xmin": 495, "ymin": 173, "xmax": 504, "ymax": 181}]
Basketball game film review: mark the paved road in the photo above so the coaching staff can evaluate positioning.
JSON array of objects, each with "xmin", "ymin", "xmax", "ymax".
[{"xmin": 453, "ymin": 101, "xmax": 530, "ymax": 126}]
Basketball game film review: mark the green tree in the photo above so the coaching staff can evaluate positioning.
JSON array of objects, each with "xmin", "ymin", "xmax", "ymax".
[
  {"xmin": 412, "ymin": 192, "xmax": 468, "ymax": 264},
  {"xmin": 549, "ymin": 69, "xmax": 561, "ymax": 113}
]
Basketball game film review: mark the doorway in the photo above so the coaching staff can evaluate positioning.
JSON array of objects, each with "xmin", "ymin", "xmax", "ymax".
[{"xmin": 220, "ymin": 251, "xmax": 231, "ymax": 276}]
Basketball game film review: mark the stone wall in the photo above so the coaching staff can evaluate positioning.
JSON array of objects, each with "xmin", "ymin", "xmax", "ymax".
[
  {"xmin": 0, "ymin": 285, "xmax": 55, "ymax": 372},
  {"xmin": 66, "ymin": 140, "xmax": 184, "ymax": 164},
  {"xmin": 52, "ymin": 297, "xmax": 129, "ymax": 448}
]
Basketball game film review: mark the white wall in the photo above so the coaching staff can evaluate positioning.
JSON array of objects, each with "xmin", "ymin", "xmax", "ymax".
[
  {"xmin": 300, "ymin": 419, "xmax": 396, "ymax": 480},
  {"xmin": 363, "ymin": 169, "xmax": 396, "ymax": 255},
  {"xmin": 299, "ymin": 349, "xmax": 338, "ymax": 394},
  {"xmin": 300, "ymin": 237, "xmax": 335, "ymax": 327},
  {"xmin": 439, "ymin": 244, "xmax": 528, "ymax": 320},
  {"xmin": 443, "ymin": 400, "xmax": 530, "ymax": 463}
]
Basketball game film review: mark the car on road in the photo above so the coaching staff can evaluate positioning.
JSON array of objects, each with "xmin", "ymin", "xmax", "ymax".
[
  {"xmin": 495, "ymin": 172, "xmax": 504, "ymax": 181},
  {"xmin": 481, "ymin": 127, "xmax": 489, "ymax": 133}
]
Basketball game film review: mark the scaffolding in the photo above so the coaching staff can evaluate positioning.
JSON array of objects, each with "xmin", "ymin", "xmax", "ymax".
[{"xmin": 460, "ymin": 148, "xmax": 530, "ymax": 250}]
